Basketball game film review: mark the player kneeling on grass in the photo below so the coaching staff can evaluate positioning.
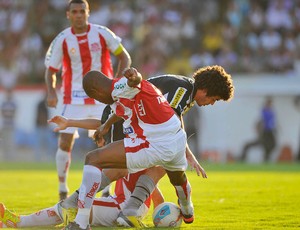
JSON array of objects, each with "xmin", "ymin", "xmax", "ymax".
[{"xmin": 0, "ymin": 170, "xmax": 164, "ymax": 228}]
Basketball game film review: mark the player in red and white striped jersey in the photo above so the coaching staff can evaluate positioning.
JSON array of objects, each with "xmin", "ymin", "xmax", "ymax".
[
  {"xmin": 44, "ymin": 0, "xmax": 131, "ymax": 201},
  {"xmin": 0, "ymin": 170, "xmax": 164, "ymax": 228},
  {"xmin": 48, "ymin": 67, "xmax": 195, "ymax": 229}
]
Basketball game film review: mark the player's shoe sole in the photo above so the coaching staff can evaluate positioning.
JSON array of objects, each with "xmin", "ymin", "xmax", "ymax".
[
  {"xmin": 116, "ymin": 212, "xmax": 146, "ymax": 228},
  {"xmin": 0, "ymin": 203, "xmax": 20, "ymax": 228},
  {"xmin": 181, "ymin": 213, "xmax": 194, "ymax": 224},
  {"xmin": 62, "ymin": 221, "xmax": 91, "ymax": 230}
]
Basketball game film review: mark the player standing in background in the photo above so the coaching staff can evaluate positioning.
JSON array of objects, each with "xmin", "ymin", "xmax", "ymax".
[{"xmin": 44, "ymin": 0, "xmax": 131, "ymax": 201}]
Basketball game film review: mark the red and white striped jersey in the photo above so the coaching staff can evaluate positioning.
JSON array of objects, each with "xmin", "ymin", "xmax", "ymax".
[
  {"xmin": 45, "ymin": 23, "xmax": 122, "ymax": 105},
  {"xmin": 110, "ymin": 77, "xmax": 181, "ymax": 142}
]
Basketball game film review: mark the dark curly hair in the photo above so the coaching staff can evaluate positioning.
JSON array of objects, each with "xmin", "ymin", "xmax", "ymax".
[{"xmin": 193, "ymin": 65, "xmax": 234, "ymax": 101}]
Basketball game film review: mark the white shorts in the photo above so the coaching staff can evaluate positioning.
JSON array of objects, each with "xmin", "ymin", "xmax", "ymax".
[
  {"xmin": 125, "ymin": 129, "xmax": 187, "ymax": 173},
  {"xmin": 58, "ymin": 104, "xmax": 106, "ymax": 137},
  {"xmin": 91, "ymin": 197, "xmax": 148, "ymax": 226}
]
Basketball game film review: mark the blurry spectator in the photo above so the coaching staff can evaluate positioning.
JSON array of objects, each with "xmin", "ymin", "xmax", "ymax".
[
  {"xmin": 247, "ymin": 0, "xmax": 266, "ymax": 33},
  {"xmin": 189, "ymin": 47, "xmax": 215, "ymax": 70},
  {"xmin": 0, "ymin": 88, "xmax": 17, "ymax": 160},
  {"xmin": 265, "ymin": 0, "xmax": 293, "ymax": 32},
  {"xmin": 239, "ymin": 46, "xmax": 264, "ymax": 73},
  {"xmin": 259, "ymin": 26, "xmax": 282, "ymax": 52},
  {"xmin": 0, "ymin": 57, "xmax": 18, "ymax": 89},
  {"xmin": 240, "ymin": 97, "xmax": 277, "ymax": 162},
  {"xmin": 1, "ymin": 0, "xmax": 300, "ymax": 82},
  {"xmin": 202, "ymin": 26, "xmax": 223, "ymax": 56},
  {"xmin": 226, "ymin": 0, "xmax": 243, "ymax": 29},
  {"xmin": 215, "ymin": 44, "xmax": 239, "ymax": 73},
  {"xmin": 33, "ymin": 92, "xmax": 56, "ymax": 161}
]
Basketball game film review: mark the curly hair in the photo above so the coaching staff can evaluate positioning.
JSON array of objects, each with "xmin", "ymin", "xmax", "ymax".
[{"xmin": 193, "ymin": 65, "xmax": 234, "ymax": 101}]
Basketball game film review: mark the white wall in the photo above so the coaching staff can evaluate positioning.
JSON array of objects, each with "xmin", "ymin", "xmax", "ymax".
[{"xmin": 198, "ymin": 74, "xmax": 300, "ymax": 161}]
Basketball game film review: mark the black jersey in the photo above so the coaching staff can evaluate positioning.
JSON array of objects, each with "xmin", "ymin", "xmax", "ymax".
[{"xmin": 148, "ymin": 74, "xmax": 195, "ymax": 116}]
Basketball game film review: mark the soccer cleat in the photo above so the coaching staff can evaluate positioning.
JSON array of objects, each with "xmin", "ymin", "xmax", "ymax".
[
  {"xmin": 178, "ymin": 200, "xmax": 194, "ymax": 224},
  {"xmin": 62, "ymin": 206, "xmax": 78, "ymax": 226},
  {"xmin": 59, "ymin": 192, "xmax": 68, "ymax": 201},
  {"xmin": 181, "ymin": 213, "xmax": 194, "ymax": 224},
  {"xmin": 62, "ymin": 221, "xmax": 91, "ymax": 230},
  {"xmin": 0, "ymin": 203, "xmax": 20, "ymax": 228},
  {"xmin": 116, "ymin": 212, "xmax": 146, "ymax": 228}
]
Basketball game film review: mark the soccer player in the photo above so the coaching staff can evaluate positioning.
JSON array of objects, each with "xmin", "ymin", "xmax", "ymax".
[
  {"xmin": 48, "ymin": 67, "xmax": 195, "ymax": 230},
  {"xmin": 0, "ymin": 170, "xmax": 164, "ymax": 228},
  {"xmin": 51, "ymin": 65, "xmax": 235, "ymax": 229},
  {"xmin": 44, "ymin": 0, "xmax": 131, "ymax": 201},
  {"xmin": 95, "ymin": 65, "xmax": 235, "ymax": 225}
]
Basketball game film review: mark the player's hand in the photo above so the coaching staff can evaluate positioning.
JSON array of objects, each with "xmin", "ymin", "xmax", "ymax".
[
  {"xmin": 48, "ymin": 115, "xmax": 68, "ymax": 132},
  {"xmin": 186, "ymin": 152, "xmax": 208, "ymax": 178},
  {"xmin": 123, "ymin": 67, "xmax": 142, "ymax": 87},
  {"xmin": 93, "ymin": 124, "xmax": 110, "ymax": 147}
]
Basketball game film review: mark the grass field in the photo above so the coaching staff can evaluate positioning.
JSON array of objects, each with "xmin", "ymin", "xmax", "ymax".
[{"xmin": 0, "ymin": 162, "xmax": 300, "ymax": 230}]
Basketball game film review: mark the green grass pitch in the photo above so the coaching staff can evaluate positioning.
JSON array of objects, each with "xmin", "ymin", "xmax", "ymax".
[{"xmin": 0, "ymin": 162, "xmax": 299, "ymax": 229}]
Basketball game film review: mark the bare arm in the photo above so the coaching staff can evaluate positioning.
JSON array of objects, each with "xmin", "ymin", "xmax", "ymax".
[
  {"xmin": 114, "ymin": 46, "xmax": 131, "ymax": 78},
  {"xmin": 48, "ymin": 116, "xmax": 101, "ymax": 132},
  {"xmin": 45, "ymin": 68, "xmax": 58, "ymax": 108}
]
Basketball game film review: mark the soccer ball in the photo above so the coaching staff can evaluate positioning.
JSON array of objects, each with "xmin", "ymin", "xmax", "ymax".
[{"xmin": 152, "ymin": 202, "xmax": 183, "ymax": 227}]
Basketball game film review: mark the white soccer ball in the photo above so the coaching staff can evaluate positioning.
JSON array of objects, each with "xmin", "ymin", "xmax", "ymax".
[{"xmin": 152, "ymin": 202, "xmax": 183, "ymax": 227}]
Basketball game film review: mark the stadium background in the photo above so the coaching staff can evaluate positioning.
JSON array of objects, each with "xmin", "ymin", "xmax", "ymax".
[{"xmin": 0, "ymin": 0, "xmax": 300, "ymax": 163}]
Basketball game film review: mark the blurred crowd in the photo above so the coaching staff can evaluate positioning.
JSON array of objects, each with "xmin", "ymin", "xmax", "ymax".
[{"xmin": 1, "ymin": 0, "xmax": 300, "ymax": 89}]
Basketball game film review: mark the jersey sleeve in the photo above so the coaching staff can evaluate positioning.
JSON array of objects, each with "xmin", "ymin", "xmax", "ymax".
[
  {"xmin": 44, "ymin": 32, "xmax": 65, "ymax": 71},
  {"xmin": 111, "ymin": 77, "xmax": 140, "ymax": 100},
  {"xmin": 96, "ymin": 25, "xmax": 122, "ymax": 54}
]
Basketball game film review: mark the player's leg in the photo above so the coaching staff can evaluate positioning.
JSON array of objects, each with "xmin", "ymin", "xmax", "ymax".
[
  {"xmin": 0, "ymin": 203, "xmax": 62, "ymax": 228},
  {"xmin": 67, "ymin": 140, "xmax": 127, "ymax": 229},
  {"xmin": 55, "ymin": 104, "xmax": 85, "ymax": 201},
  {"xmin": 121, "ymin": 166, "xmax": 165, "ymax": 217},
  {"xmin": 61, "ymin": 168, "xmax": 128, "ymax": 211},
  {"xmin": 166, "ymin": 170, "xmax": 194, "ymax": 224},
  {"xmin": 56, "ymin": 132, "xmax": 75, "ymax": 200}
]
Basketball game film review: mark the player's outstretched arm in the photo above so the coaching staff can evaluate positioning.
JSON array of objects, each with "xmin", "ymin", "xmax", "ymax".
[
  {"xmin": 48, "ymin": 116, "xmax": 101, "ymax": 132},
  {"xmin": 186, "ymin": 145, "xmax": 208, "ymax": 178},
  {"xmin": 123, "ymin": 67, "xmax": 142, "ymax": 87}
]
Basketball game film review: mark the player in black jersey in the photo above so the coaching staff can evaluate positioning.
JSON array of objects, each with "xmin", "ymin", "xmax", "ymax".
[{"xmin": 62, "ymin": 65, "xmax": 234, "ymax": 226}]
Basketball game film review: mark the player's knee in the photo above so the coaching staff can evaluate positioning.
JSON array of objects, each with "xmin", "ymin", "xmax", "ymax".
[
  {"xmin": 167, "ymin": 171, "xmax": 186, "ymax": 186},
  {"xmin": 58, "ymin": 134, "xmax": 74, "ymax": 151},
  {"xmin": 145, "ymin": 166, "xmax": 166, "ymax": 184},
  {"xmin": 85, "ymin": 149, "xmax": 102, "ymax": 166},
  {"xmin": 59, "ymin": 142, "xmax": 72, "ymax": 152}
]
